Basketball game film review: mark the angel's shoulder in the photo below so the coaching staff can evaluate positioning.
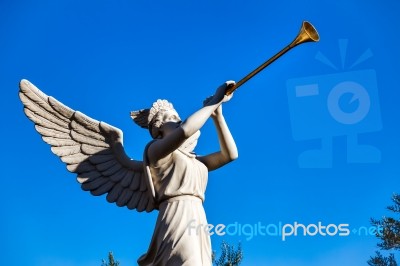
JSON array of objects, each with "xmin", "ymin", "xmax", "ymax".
[{"xmin": 146, "ymin": 140, "xmax": 175, "ymax": 168}]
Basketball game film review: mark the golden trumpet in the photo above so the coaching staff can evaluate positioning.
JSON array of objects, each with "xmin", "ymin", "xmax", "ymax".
[{"xmin": 226, "ymin": 21, "xmax": 320, "ymax": 95}]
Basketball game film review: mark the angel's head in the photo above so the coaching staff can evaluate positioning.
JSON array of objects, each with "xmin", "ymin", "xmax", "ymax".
[{"xmin": 131, "ymin": 99, "xmax": 182, "ymax": 139}]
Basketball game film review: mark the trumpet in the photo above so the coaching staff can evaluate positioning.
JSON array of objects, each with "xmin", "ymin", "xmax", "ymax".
[{"xmin": 226, "ymin": 21, "xmax": 320, "ymax": 95}]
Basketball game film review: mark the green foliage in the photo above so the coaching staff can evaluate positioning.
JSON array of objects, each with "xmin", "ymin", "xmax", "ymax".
[
  {"xmin": 212, "ymin": 241, "xmax": 243, "ymax": 266},
  {"xmin": 369, "ymin": 194, "xmax": 400, "ymax": 266},
  {"xmin": 101, "ymin": 251, "xmax": 120, "ymax": 266},
  {"xmin": 368, "ymin": 252, "xmax": 397, "ymax": 266}
]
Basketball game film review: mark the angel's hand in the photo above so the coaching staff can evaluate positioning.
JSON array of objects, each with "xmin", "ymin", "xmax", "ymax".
[
  {"xmin": 212, "ymin": 81, "xmax": 235, "ymax": 103},
  {"xmin": 222, "ymin": 80, "xmax": 235, "ymax": 102}
]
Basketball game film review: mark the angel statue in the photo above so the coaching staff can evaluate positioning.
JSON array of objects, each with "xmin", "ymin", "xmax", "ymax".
[{"xmin": 19, "ymin": 79, "xmax": 238, "ymax": 266}]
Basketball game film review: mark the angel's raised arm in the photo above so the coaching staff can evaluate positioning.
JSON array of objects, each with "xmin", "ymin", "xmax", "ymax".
[
  {"xmin": 196, "ymin": 102, "xmax": 238, "ymax": 171},
  {"xmin": 147, "ymin": 82, "xmax": 234, "ymax": 164}
]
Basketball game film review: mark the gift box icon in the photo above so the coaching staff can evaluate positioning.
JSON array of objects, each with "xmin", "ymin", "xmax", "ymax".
[{"xmin": 286, "ymin": 40, "xmax": 382, "ymax": 168}]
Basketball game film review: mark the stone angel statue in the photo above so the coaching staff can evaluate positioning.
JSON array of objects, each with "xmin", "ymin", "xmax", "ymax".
[{"xmin": 19, "ymin": 79, "xmax": 238, "ymax": 266}]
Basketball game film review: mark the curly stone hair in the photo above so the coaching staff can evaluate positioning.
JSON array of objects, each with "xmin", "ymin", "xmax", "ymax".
[{"xmin": 130, "ymin": 99, "xmax": 175, "ymax": 139}]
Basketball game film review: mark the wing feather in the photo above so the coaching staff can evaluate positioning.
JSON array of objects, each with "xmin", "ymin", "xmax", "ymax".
[
  {"xmin": 20, "ymin": 81, "xmax": 67, "ymax": 118},
  {"xmin": 140, "ymin": 175, "xmax": 147, "ymax": 192},
  {"xmin": 43, "ymin": 136, "xmax": 77, "ymax": 147},
  {"xmin": 51, "ymin": 145, "xmax": 81, "ymax": 157},
  {"xmin": 35, "ymin": 125, "xmax": 71, "ymax": 139},
  {"xmin": 101, "ymin": 163, "xmax": 122, "ymax": 177},
  {"xmin": 89, "ymin": 154, "xmax": 115, "ymax": 164},
  {"xmin": 67, "ymin": 161, "xmax": 95, "ymax": 173},
  {"xmin": 137, "ymin": 194, "xmax": 149, "ymax": 212},
  {"xmin": 91, "ymin": 181, "xmax": 115, "ymax": 196},
  {"xmin": 61, "ymin": 153, "xmax": 88, "ymax": 165},
  {"xmin": 117, "ymin": 189, "xmax": 134, "ymax": 207},
  {"xmin": 19, "ymin": 79, "xmax": 156, "ymax": 212},
  {"xmin": 24, "ymin": 108, "xmax": 70, "ymax": 133},
  {"xmin": 81, "ymin": 144, "xmax": 111, "ymax": 156},
  {"xmin": 78, "ymin": 170, "xmax": 103, "ymax": 181},
  {"xmin": 20, "ymin": 84, "xmax": 70, "ymax": 123},
  {"xmin": 127, "ymin": 191, "xmax": 142, "ymax": 209},
  {"xmin": 109, "ymin": 168, "xmax": 128, "ymax": 183},
  {"xmin": 106, "ymin": 184, "xmax": 124, "ymax": 203},
  {"xmin": 71, "ymin": 120, "xmax": 105, "ymax": 141},
  {"xmin": 24, "ymin": 107, "xmax": 69, "ymax": 129},
  {"xmin": 81, "ymin": 177, "xmax": 108, "ymax": 191},
  {"xmin": 129, "ymin": 172, "xmax": 141, "ymax": 190},
  {"xmin": 95, "ymin": 159, "xmax": 118, "ymax": 172},
  {"xmin": 121, "ymin": 171, "xmax": 134, "ymax": 188},
  {"xmin": 71, "ymin": 130, "xmax": 109, "ymax": 148},
  {"xmin": 73, "ymin": 111, "xmax": 102, "ymax": 133},
  {"xmin": 48, "ymin": 96, "xmax": 75, "ymax": 119}
]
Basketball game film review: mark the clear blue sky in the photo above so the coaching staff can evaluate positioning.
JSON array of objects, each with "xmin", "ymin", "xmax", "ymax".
[{"xmin": 1, "ymin": 0, "xmax": 400, "ymax": 265}]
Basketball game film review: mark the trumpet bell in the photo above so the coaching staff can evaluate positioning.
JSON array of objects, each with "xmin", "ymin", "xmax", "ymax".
[{"xmin": 291, "ymin": 21, "xmax": 320, "ymax": 47}]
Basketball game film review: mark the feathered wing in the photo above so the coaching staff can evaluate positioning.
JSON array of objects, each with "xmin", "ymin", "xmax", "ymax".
[
  {"xmin": 179, "ymin": 130, "xmax": 201, "ymax": 153},
  {"xmin": 19, "ymin": 79, "xmax": 155, "ymax": 212}
]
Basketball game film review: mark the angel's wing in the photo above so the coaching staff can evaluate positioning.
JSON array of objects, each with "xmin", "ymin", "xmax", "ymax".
[
  {"xmin": 19, "ymin": 79, "xmax": 155, "ymax": 212},
  {"xmin": 179, "ymin": 130, "xmax": 201, "ymax": 154}
]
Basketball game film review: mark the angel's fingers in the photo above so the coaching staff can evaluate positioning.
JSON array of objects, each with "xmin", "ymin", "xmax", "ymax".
[
  {"xmin": 225, "ymin": 80, "xmax": 236, "ymax": 86},
  {"xmin": 223, "ymin": 93, "xmax": 234, "ymax": 102}
]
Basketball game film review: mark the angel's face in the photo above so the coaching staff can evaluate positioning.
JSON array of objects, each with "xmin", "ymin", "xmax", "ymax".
[
  {"xmin": 150, "ymin": 109, "xmax": 181, "ymax": 139},
  {"xmin": 160, "ymin": 109, "xmax": 182, "ymax": 133},
  {"xmin": 161, "ymin": 109, "xmax": 181, "ymax": 124}
]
